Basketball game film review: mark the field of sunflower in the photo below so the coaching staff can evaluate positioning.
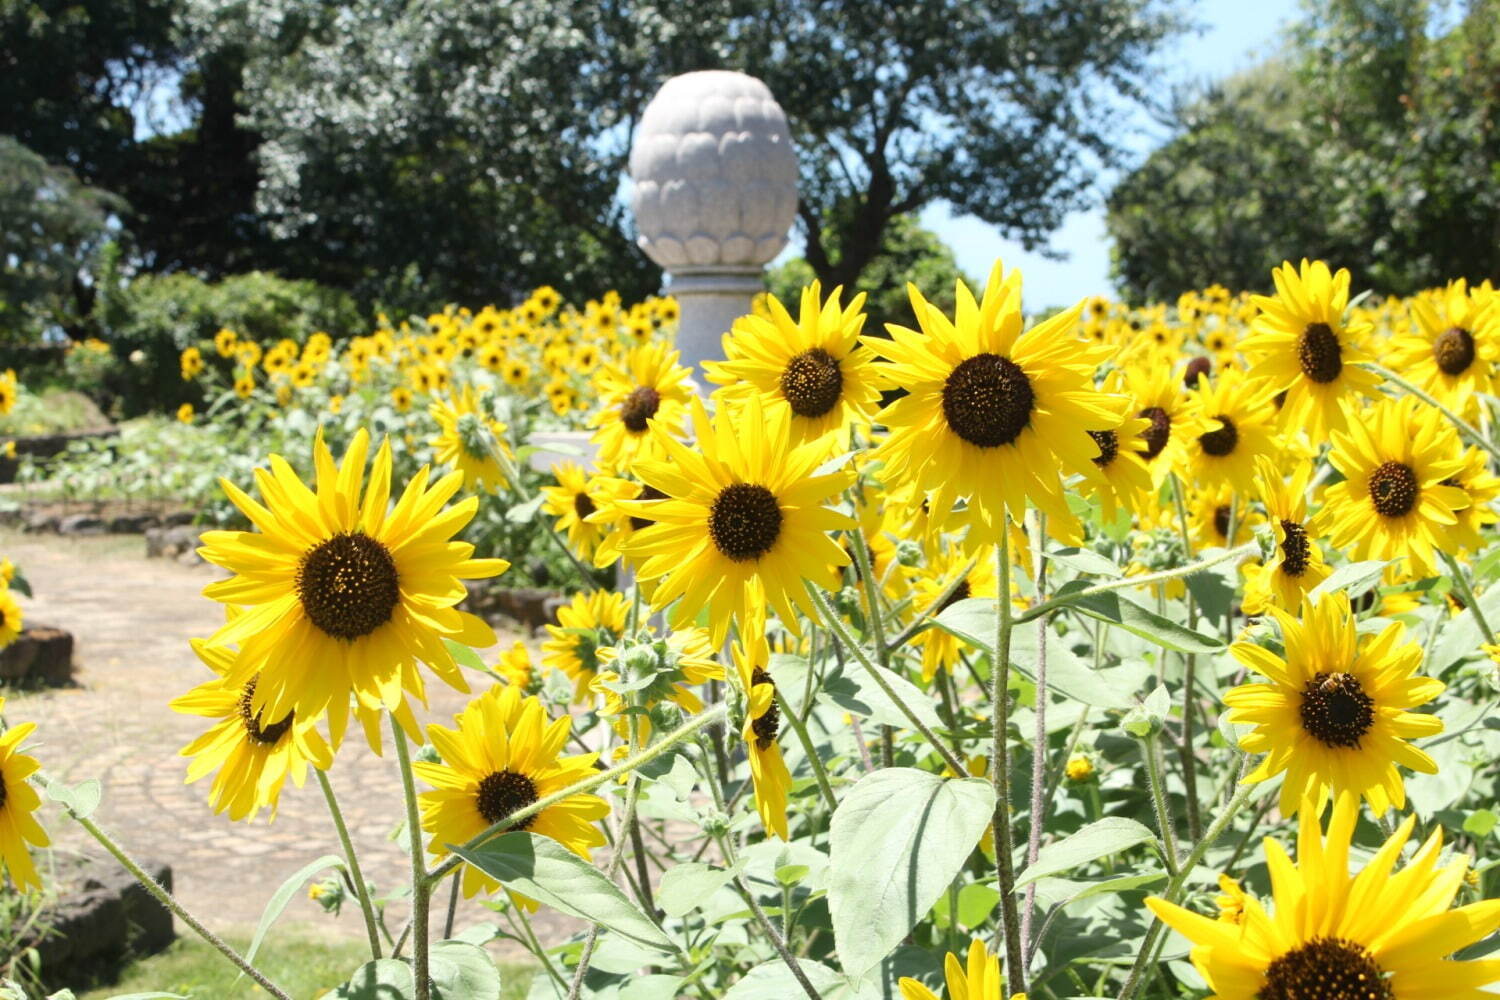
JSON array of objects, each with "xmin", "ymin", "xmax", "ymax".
[{"xmin": 2, "ymin": 258, "xmax": 1500, "ymax": 999}]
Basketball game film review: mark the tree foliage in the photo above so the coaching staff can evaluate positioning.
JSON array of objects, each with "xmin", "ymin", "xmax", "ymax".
[{"xmin": 1107, "ymin": 0, "xmax": 1500, "ymax": 301}]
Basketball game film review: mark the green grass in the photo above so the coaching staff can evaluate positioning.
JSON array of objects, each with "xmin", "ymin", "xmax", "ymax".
[
  {"xmin": 73, "ymin": 926, "xmax": 534, "ymax": 999},
  {"xmin": 0, "ymin": 389, "xmax": 109, "ymax": 436}
]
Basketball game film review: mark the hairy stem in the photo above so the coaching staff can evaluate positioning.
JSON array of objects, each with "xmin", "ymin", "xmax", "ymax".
[{"xmin": 317, "ymin": 768, "xmax": 383, "ymax": 960}]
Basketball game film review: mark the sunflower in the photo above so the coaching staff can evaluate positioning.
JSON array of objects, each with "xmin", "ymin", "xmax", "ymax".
[
  {"xmin": 1079, "ymin": 373, "xmax": 1153, "ymax": 521},
  {"xmin": 589, "ymin": 341, "xmax": 693, "ymax": 474},
  {"xmin": 1441, "ymin": 444, "xmax": 1500, "ymax": 554},
  {"xmin": 869, "ymin": 262, "xmax": 1120, "ymax": 544},
  {"xmin": 171, "ymin": 636, "xmax": 334, "ymax": 821},
  {"xmin": 907, "ymin": 544, "xmax": 999, "ymax": 683},
  {"xmin": 1387, "ymin": 279, "xmax": 1500, "ymax": 412},
  {"xmin": 623, "ymin": 393, "xmax": 854, "ymax": 647},
  {"xmin": 1242, "ymin": 259, "xmax": 1380, "ymax": 438},
  {"xmin": 0, "ymin": 370, "xmax": 18, "ymax": 415},
  {"xmin": 1123, "ymin": 364, "xmax": 1211, "ymax": 489},
  {"xmin": 1241, "ymin": 458, "xmax": 1328, "ymax": 616},
  {"xmin": 1186, "ymin": 483, "xmax": 1263, "ymax": 551},
  {"xmin": 0, "ymin": 589, "xmax": 22, "ymax": 649},
  {"xmin": 704, "ymin": 282, "xmax": 882, "ymax": 452},
  {"xmin": 899, "ymin": 938, "xmax": 1007, "ymax": 1000},
  {"xmin": 415, "ymin": 685, "xmax": 610, "ymax": 899},
  {"xmin": 540, "ymin": 462, "xmax": 608, "ymax": 561},
  {"xmin": 580, "ymin": 476, "xmax": 662, "ymax": 570},
  {"xmin": 542, "ymin": 590, "xmax": 630, "ymax": 702},
  {"xmin": 1147, "ymin": 792, "xmax": 1500, "ymax": 999},
  {"xmin": 214, "ymin": 327, "xmax": 238, "ymax": 357},
  {"xmin": 496, "ymin": 640, "xmax": 533, "ymax": 688},
  {"xmin": 1223, "ymin": 590, "xmax": 1443, "ymax": 816},
  {"xmin": 731, "ymin": 613, "xmax": 793, "ymax": 840},
  {"xmin": 429, "ymin": 387, "xmax": 512, "ymax": 495},
  {"xmin": 1182, "ymin": 368, "xmax": 1279, "ymax": 492},
  {"xmin": 0, "ymin": 698, "xmax": 48, "ymax": 892},
  {"xmin": 198, "ymin": 429, "xmax": 508, "ymax": 749},
  {"xmin": 1312, "ymin": 396, "xmax": 1467, "ymax": 578},
  {"xmin": 180, "ymin": 346, "xmax": 204, "ymax": 381},
  {"xmin": 234, "ymin": 374, "xmax": 255, "ymax": 399}
]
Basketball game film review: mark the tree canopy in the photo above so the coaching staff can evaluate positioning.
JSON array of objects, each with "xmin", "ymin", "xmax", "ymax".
[{"xmin": 1107, "ymin": 0, "xmax": 1500, "ymax": 301}]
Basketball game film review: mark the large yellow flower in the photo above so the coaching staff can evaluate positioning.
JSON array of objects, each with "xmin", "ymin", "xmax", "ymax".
[
  {"xmin": 1387, "ymin": 279, "xmax": 1500, "ymax": 412},
  {"xmin": 540, "ymin": 462, "xmax": 608, "ymax": 562},
  {"xmin": 1223, "ymin": 591, "xmax": 1443, "ymax": 816},
  {"xmin": 1243, "ymin": 259, "xmax": 1381, "ymax": 438},
  {"xmin": 0, "ymin": 698, "xmax": 48, "ymax": 892},
  {"xmin": 429, "ymin": 387, "xmax": 512, "ymax": 495},
  {"xmin": 1147, "ymin": 792, "xmax": 1500, "ymax": 999},
  {"xmin": 869, "ymin": 262, "xmax": 1120, "ymax": 544},
  {"xmin": 1241, "ymin": 457, "xmax": 1328, "ymax": 615},
  {"xmin": 171, "ymin": 636, "xmax": 334, "ymax": 821},
  {"xmin": 415, "ymin": 685, "xmax": 609, "ymax": 899},
  {"xmin": 704, "ymin": 282, "xmax": 882, "ymax": 451},
  {"xmin": 0, "ymin": 589, "xmax": 22, "ymax": 649},
  {"xmin": 588, "ymin": 341, "xmax": 693, "ymax": 474},
  {"xmin": 1181, "ymin": 368, "xmax": 1280, "ymax": 492},
  {"xmin": 1124, "ymin": 363, "xmax": 1212, "ymax": 489},
  {"xmin": 1078, "ymin": 373, "xmax": 1153, "ymax": 522},
  {"xmin": 899, "ymin": 938, "xmax": 1007, "ymax": 1000},
  {"xmin": 199, "ymin": 429, "xmax": 508, "ymax": 748},
  {"xmin": 542, "ymin": 590, "xmax": 629, "ymax": 703},
  {"xmin": 731, "ymin": 613, "xmax": 792, "ymax": 840},
  {"xmin": 1312, "ymin": 396, "xmax": 1467, "ymax": 578},
  {"xmin": 1442, "ymin": 443, "xmax": 1500, "ymax": 554},
  {"xmin": 623, "ymin": 393, "xmax": 854, "ymax": 647}
]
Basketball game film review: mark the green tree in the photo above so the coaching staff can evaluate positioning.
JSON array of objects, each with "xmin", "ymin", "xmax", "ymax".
[
  {"xmin": 767, "ymin": 215, "xmax": 971, "ymax": 331},
  {"xmin": 1107, "ymin": 0, "xmax": 1500, "ymax": 301},
  {"xmin": 0, "ymin": 138, "xmax": 123, "ymax": 342}
]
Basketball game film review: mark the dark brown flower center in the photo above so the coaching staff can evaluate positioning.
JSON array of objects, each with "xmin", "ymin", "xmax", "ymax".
[
  {"xmin": 750, "ymin": 666, "xmax": 780, "ymax": 750},
  {"xmin": 1300, "ymin": 672, "xmax": 1375, "ymax": 749},
  {"xmin": 1138, "ymin": 406, "xmax": 1172, "ymax": 460},
  {"xmin": 297, "ymin": 532, "xmax": 401, "ymax": 641},
  {"xmin": 572, "ymin": 491, "xmax": 596, "ymax": 520},
  {"xmin": 1089, "ymin": 429, "xmax": 1119, "ymax": 468},
  {"xmin": 1260, "ymin": 936, "xmax": 1392, "ymax": 1000},
  {"xmin": 780, "ymin": 347, "xmax": 844, "ymax": 419},
  {"xmin": 1198, "ymin": 416, "xmax": 1239, "ymax": 457},
  {"xmin": 1183, "ymin": 356, "xmax": 1211, "ymax": 387},
  {"xmin": 629, "ymin": 484, "xmax": 667, "ymax": 532},
  {"xmin": 1367, "ymin": 461, "xmax": 1418, "ymax": 518},
  {"xmin": 620, "ymin": 386, "xmax": 661, "ymax": 433},
  {"xmin": 1214, "ymin": 504, "xmax": 1232, "ymax": 541},
  {"xmin": 936, "ymin": 579, "xmax": 972, "ymax": 616},
  {"xmin": 1298, "ymin": 322, "xmax": 1343, "ymax": 383},
  {"xmin": 476, "ymin": 769, "xmax": 539, "ymax": 828},
  {"xmin": 941, "ymin": 353, "xmax": 1035, "ymax": 448},
  {"xmin": 1433, "ymin": 326, "xmax": 1476, "ymax": 376},
  {"xmin": 237, "ymin": 679, "xmax": 294, "ymax": 746},
  {"xmin": 0, "ymin": 773, "xmax": 7, "ymax": 811},
  {"xmin": 1279, "ymin": 519, "xmax": 1310, "ymax": 577},
  {"xmin": 708, "ymin": 483, "xmax": 782, "ymax": 562}
]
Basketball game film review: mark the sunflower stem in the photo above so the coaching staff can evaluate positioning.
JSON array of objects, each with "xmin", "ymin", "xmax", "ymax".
[
  {"xmin": 713, "ymin": 830, "xmax": 824, "ymax": 1000},
  {"xmin": 1140, "ymin": 731, "xmax": 1181, "ymax": 877},
  {"xmin": 777, "ymin": 688, "xmax": 839, "ymax": 812},
  {"xmin": 1169, "ymin": 474, "xmax": 1205, "ymax": 842},
  {"xmin": 1021, "ymin": 511, "xmax": 1049, "ymax": 961},
  {"xmin": 805, "ymin": 583, "xmax": 967, "ymax": 776},
  {"xmin": 990, "ymin": 526, "xmax": 1027, "ymax": 996},
  {"xmin": 1440, "ymin": 548, "xmax": 1497, "ymax": 645},
  {"xmin": 1014, "ymin": 541, "xmax": 1258, "ymax": 626},
  {"xmin": 316, "ymin": 768, "xmax": 383, "ymax": 960},
  {"xmin": 426, "ymin": 703, "xmax": 730, "ymax": 886},
  {"xmin": 54, "ymin": 788, "xmax": 293, "ymax": 1000},
  {"xmin": 1116, "ymin": 778, "xmax": 1259, "ymax": 1000},
  {"xmin": 1363, "ymin": 361, "xmax": 1500, "ymax": 467},
  {"xmin": 391, "ymin": 716, "xmax": 431, "ymax": 1000},
  {"xmin": 883, "ymin": 554, "xmax": 980, "ymax": 654}
]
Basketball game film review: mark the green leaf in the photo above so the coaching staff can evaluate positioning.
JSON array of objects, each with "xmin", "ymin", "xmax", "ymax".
[
  {"xmin": 450, "ymin": 833, "xmax": 675, "ymax": 952},
  {"xmin": 1310, "ymin": 560, "xmax": 1390, "ymax": 601},
  {"xmin": 332, "ymin": 959, "xmax": 417, "ymax": 999},
  {"xmin": 1184, "ymin": 562, "xmax": 1237, "ymax": 626},
  {"xmin": 9, "ymin": 571, "xmax": 32, "ymax": 598},
  {"xmin": 829, "ymin": 768, "xmax": 996, "ymax": 980},
  {"xmin": 429, "ymin": 940, "xmax": 502, "ymax": 1000},
  {"xmin": 443, "ymin": 638, "xmax": 489, "ymax": 675},
  {"xmin": 722, "ymin": 960, "xmax": 846, "ymax": 1000},
  {"xmin": 818, "ymin": 658, "xmax": 945, "ymax": 733},
  {"xmin": 657, "ymin": 861, "xmax": 742, "ymax": 917},
  {"xmin": 242, "ymin": 854, "xmax": 346, "ymax": 973},
  {"xmin": 775, "ymin": 864, "xmax": 811, "ymax": 887},
  {"xmin": 505, "ymin": 493, "xmax": 546, "ymax": 524},
  {"xmin": 44, "ymin": 778, "xmax": 101, "ymax": 819},
  {"xmin": 618, "ymin": 975, "xmax": 687, "ymax": 1000},
  {"xmin": 1463, "ymin": 810, "xmax": 1497, "ymax": 839},
  {"xmin": 1045, "ymin": 547, "xmax": 1122, "ymax": 577},
  {"xmin": 1063, "ymin": 588, "xmax": 1223, "ymax": 654},
  {"xmin": 1016, "ymin": 818, "xmax": 1158, "ymax": 887},
  {"xmin": 1029, "ymin": 870, "xmax": 1168, "ymax": 910}
]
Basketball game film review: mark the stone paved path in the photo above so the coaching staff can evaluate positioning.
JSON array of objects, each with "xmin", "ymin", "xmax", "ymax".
[{"xmin": 1, "ymin": 530, "xmax": 575, "ymax": 954}]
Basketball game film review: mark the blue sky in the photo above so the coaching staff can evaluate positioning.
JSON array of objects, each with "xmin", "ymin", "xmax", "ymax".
[{"xmin": 885, "ymin": 0, "xmax": 1302, "ymax": 307}]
